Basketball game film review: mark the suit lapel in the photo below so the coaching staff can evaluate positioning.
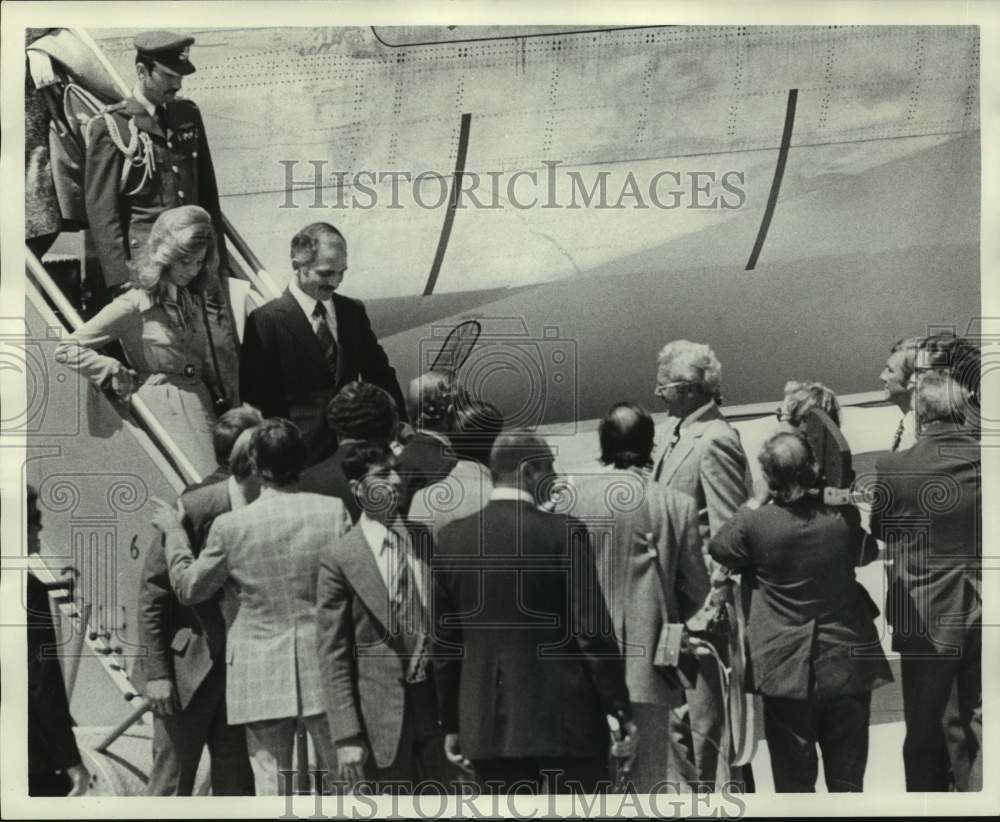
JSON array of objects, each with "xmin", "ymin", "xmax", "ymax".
[
  {"xmin": 656, "ymin": 403, "xmax": 723, "ymax": 484},
  {"xmin": 341, "ymin": 528, "xmax": 393, "ymax": 634},
  {"xmin": 275, "ymin": 289, "xmax": 329, "ymax": 374},
  {"xmin": 657, "ymin": 428, "xmax": 698, "ymax": 485}
]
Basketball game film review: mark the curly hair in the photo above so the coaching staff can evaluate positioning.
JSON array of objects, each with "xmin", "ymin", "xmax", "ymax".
[
  {"xmin": 129, "ymin": 205, "xmax": 220, "ymax": 300},
  {"xmin": 782, "ymin": 380, "xmax": 841, "ymax": 428},
  {"xmin": 326, "ymin": 381, "xmax": 399, "ymax": 440},
  {"xmin": 656, "ymin": 339, "xmax": 723, "ymax": 399}
]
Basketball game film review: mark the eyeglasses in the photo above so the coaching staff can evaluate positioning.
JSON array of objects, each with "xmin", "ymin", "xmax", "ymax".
[{"xmin": 653, "ymin": 381, "xmax": 692, "ymax": 397}]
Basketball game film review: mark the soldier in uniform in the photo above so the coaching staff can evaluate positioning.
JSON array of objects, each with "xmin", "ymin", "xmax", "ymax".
[{"xmin": 84, "ymin": 31, "xmax": 228, "ymax": 308}]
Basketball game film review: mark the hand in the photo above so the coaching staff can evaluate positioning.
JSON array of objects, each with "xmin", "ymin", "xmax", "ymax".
[
  {"xmin": 708, "ymin": 566, "xmax": 733, "ymax": 608},
  {"xmin": 684, "ymin": 631, "xmax": 715, "ymax": 659},
  {"xmin": 444, "ymin": 732, "xmax": 473, "ymax": 774},
  {"xmin": 150, "ymin": 499, "xmax": 184, "ymax": 534},
  {"xmin": 109, "ymin": 364, "xmax": 137, "ymax": 402},
  {"xmin": 144, "ymin": 677, "xmax": 177, "ymax": 716},
  {"xmin": 335, "ymin": 737, "xmax": 368, "ymax": 786},
  {"xmin": 27, "ymin": 48, "xmax": 58, "ymax": 89},
  {"xmin": 66, "ymin": 763, "xmax": 92, "ymax": 796},
  {"xmin": 609, "ymin": 719, "xmax": 639, "ymax": 767}
]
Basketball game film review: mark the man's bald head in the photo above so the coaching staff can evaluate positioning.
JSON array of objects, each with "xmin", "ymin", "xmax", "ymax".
[
  {"xmin": 758, "ymin": 431, "xmax": 819, "ymax": 504},
  {"xmin": 598, "ymin": 402, "xmax": 655, "ymax": 468},
  {"xmin": 407, "ymin": 370, "xmax": 456, "ymax": 432}
]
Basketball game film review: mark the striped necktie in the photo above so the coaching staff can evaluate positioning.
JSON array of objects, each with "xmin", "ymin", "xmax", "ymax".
[{"xmin": 311, "ymin": 301, "xmax": 338, "ymax": 378}]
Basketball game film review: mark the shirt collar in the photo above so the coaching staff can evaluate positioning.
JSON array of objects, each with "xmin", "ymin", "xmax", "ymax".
[
  {"xmin": 679, "ymin": 399, "xmax": 718, "ymax": 431},
  {"xmin": 288, "ymin": 276, "xmax": 334, "ymax": 322},
  {"xmin": 490, "ymin": 487, "xmax": 537, "ymax": 505},
  {"xmin": 132, "ymin": 83, "xmax": 157, "ymax": 117},
  {"xmin": 227, "ymin": 476, "xmax": 251, "ymax": 510},
  {"xmin": 359, "ymin": 513, "xmax": 406, "ymax": 553}
]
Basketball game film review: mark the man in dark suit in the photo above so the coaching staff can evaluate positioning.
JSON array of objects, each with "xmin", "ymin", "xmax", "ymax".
[
  {"xmin": 870, "ymin": 369, "xmax": 981, "ymax": 791},
  {"xmin": 84, "ymin": 32, "xmax": 228, "ymax": 307},
  {"xmin": 185, "ymin": 404, "xmax": 263, "ymax": 492},
  {"xmin": 316, "ymin": 440, "xmax": 455, "ymax": 792},
  {"xmin": 299, "ymin": 381, "xmax": 400, "ymax": 523},
  {"xmin": 137, "ymin": 427, "xmax": 258, "ymax": 795},
  {"xmin": 710, "ymin": 432, "xmax": 893, "ymax": 792},
  {"xmin": 397, "ymin": 371, "xmax": 459, "ymax": 512},
  {"xmin": 433, "ymin": 432, "xmax": 636, "ymax": 793},
  {"xmin": 26, "ymin": 485, "xmax": 91, "ymax": 797},
  {"xmin": 239, "ymin": 223, "xmax": 407, "ymax": 466}
]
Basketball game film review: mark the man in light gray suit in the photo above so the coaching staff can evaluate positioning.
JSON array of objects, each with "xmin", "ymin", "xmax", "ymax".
[
  {"xmin": 566, "ymin": 402, "xmax": 711, "ymax": 792},
  {"xmin": 154, "ymin": 418, "xmax": 350, "ymax": 795},
  {"xmin": 651, "ymin": 340, "xmax": 751, "ymax": 791},
  {"xmin": 316, "ymin": 440, "xmax": 455, "ymax": 793}
]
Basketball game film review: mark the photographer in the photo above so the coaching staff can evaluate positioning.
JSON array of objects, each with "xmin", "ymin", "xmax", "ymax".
[{"xmin": 709, "ymin": 432, "xmax": 892, "ymax": 792}]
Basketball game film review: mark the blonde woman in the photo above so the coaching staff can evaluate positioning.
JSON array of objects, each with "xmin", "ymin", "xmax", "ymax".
[
  {"xmin": 777, "ymin": 380, "xmax": 841, "ymax": 430},
  {"xmin": 56, "ymin": 205, "xmax": 239, "ymax": 476}
]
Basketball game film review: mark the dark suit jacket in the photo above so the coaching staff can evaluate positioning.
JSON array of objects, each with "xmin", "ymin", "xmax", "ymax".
[
  {"xmin": 316, "ymin": 522, "xmax": 437, "ymax": 767},
  {"xmin": 185, "ymin": 466, "xmax": 230, "ymax": 494},
  {"xmin": 135, "ymin": 481, "xmax": 231, "ymax": 709},
  {"xmin": 398, "ymin": 430, "xmax": 458, "ymax": 515},
  {"xmin": 239, "ymin": 289, "xmax": 407, "ymax": 464},
  {"xmin": 869, "ymin": 421, "xmax": 981, "ymax": 655},
  {"xmin": 85, "ymin": 96, "xmax": 225, "ymax": 287},
  {"xmin": 27, "ymin": 572, "xmax": 81, "ymax": 775},
  {"xmin": 299, "ymin": 446, "xmax": 359, "ymax": 522},
  {"xmin": 710, "ymin": 497, "xmax": 893, "ymax": 700},
  {"xmin": 433, "ymin": 499, "xmax": 631, "ymax": 760}
]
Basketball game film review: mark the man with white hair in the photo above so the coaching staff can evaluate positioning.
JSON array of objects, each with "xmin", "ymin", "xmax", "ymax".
[{"xmin": 651, "ymin": 339, "xmax": 751, "ymax": 791}]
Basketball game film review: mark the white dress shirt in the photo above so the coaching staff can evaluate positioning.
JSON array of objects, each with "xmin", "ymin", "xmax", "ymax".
[
  {"xmin": 288, "ymin": 276, "xmax": 338, "ymax": 342},
  {"xmin": 358, "ymin": 514, "xmax": 425, "ymax": 605}
]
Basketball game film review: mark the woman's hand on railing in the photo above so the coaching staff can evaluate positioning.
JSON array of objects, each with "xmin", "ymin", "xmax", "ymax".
[{"xmin": 107, "ymin": 363, "xmax": 138, "ymax": 402}]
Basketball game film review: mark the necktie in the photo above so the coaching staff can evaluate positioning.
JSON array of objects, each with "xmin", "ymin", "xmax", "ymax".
[
  {"xmin": 157, "ymin": 105, "xmax": 169, "ymax": 135},
  {"xmin": 311, "ymin": 301, "xmax": 338, "ymax": 378},
  {"xmin": 891, "ymin": 418, "xmax": 905, "ymax": 451},
  {"xmin": 654, "ymin": 420, "xmax": 682, "ymax": 482},
  {"xmin": 383, "ymin": 531, "xmax": 429, "ymax": 683},
  {"xmin": 382, "ymin": 531, "xmax": 409, "ymax": 605}
]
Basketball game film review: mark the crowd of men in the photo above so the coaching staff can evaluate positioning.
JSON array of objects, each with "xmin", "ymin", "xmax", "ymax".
[{"xmin": 25, "ymin": 31, "xmax": 981, "ymax": 798}]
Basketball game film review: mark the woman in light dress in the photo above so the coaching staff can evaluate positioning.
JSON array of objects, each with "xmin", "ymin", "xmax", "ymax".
[{"xmin": 55, "ymin": 205, "xmax": 239, "ymax": 476}]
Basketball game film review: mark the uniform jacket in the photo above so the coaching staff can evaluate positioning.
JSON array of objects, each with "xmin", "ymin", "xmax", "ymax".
[
  {"xmin": 316, "ymin": 522, "xmax": 436, "ymax": 767},
  {"xmin": 710, "ymin": 497, "xmax": 893, "ymax": 700},
  {"xmin": 27, "ymin": 571, "xmax": 82, "ymax": 775},
  {"xmin": 869, "ymin": 420, "xmax": 981, "ymax": 655},
  {"xmin": 568, "ymin": 468, "xmax": 710, "ymax": 705},
  {"xmin": 164, "ymin": 488, "xmax": 350, "ymax": 724},
  {"xmin": 239, "ymin": 289, "xmax": 407, "ymax": 465},
  {"xmin": 135, "ymin": 481, "xmax": 231, "ymax": 709},
  {"xmin": 652, "ymin": 401, "xmax": 751, "ymax": 554},
  {"xmin": 433, "ymin": 499, "xmax": 631, "ymax": 760},
  {"xmin": 84, "ymin": 95, "xmax": 225, "ymax": 287}
]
